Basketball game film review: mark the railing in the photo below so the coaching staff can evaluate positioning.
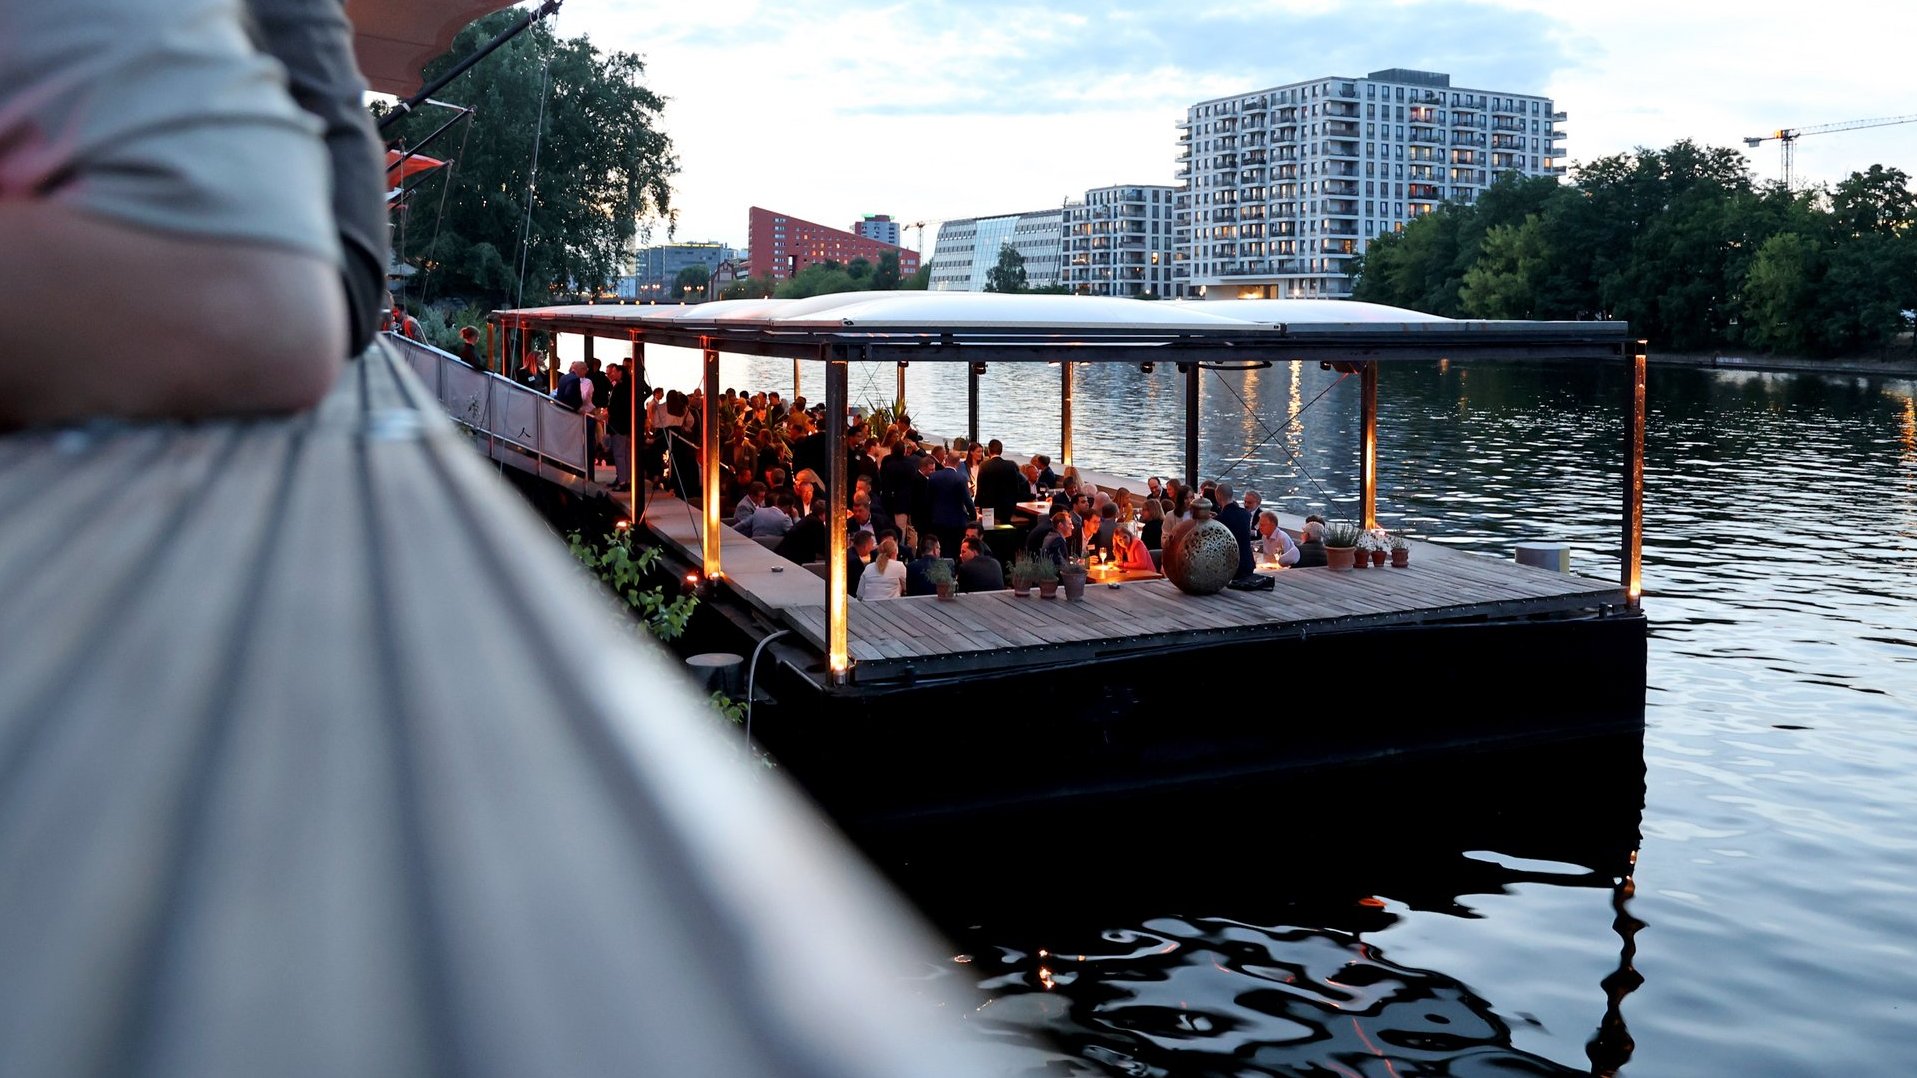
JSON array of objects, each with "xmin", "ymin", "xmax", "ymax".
[{"xmin": 388, "ymin": 333, "xmax": 596, "ymax": 482}]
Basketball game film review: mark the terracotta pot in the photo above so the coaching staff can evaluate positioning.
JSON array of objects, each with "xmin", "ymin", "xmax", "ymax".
[
  {"xmin": 1012, "ymin": 582, "xmax": 1031, "ymax": 597},
  {"xmin": 1391, "ymin": 548, "xmax": 1410, "ymax": 568},
  {"xmin": 1038, "ymin": 580, "xmax": 1059, "ymax": 599},
  {"xmin": 1371, "ymin": 549, "xmax": 1387, "ymax": 567},
  {"xmin": 935, "ymin": 582, "xmax": 955, "ymax": 601},
  {"xmin": 1060, "ymin": 568, "xmax": 1087, "ymax": 602},
  {"xmin": 1326, "ymin": 545, "xmax": 1357, "ymax": 571},
  {"xmin": 1349, "ymin": 547, "xmax": 1368, "ymax": 569}
]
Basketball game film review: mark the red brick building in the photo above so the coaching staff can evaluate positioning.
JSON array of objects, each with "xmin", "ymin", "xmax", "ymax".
[{"xmin": 747, "ymin": 207, "xmax": 920, "ymax": 281}]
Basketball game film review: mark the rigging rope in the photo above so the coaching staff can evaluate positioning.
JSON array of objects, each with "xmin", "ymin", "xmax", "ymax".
[
  {"xmin": 419, "ymin": 111, "xmax": 475, "ymax": 310},
  {"xmin": 512, "ymin": 29, "xmax": 557, "ymax": 313},
  {"xmin": 1206, "ymin": 365, "xmax": 1351, "ymax": 511}
]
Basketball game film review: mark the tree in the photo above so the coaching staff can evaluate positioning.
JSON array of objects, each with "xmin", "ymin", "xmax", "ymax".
[
  {"xmin": 904, "ymin": 265, "xmax": 932, "ymax": 290},
  {"xmin": 871, "ymin": 250, "xmax": 902, "ymax": 290},
  {"xmin": 983, "ymin": 244, "xmax": 1028, "ymax": 293},
  {"xmin": 674, "ymin": 264, "xmax": 709, "ymax": 300},
  {"xmin": 379, "ymin": 12, "xmax": 678, "ymax": 307}
]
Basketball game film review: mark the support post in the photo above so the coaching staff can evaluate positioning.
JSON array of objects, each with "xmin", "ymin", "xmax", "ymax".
[
  {"xmin": 1183, "ymin": 362, "xmax": 1199, "ymax": 490},
  {"xmin": 824, "ymin": 349, "xmax": 850, "ymax": 680},
  {"xmin": 701, "ymin": 341, "xmax": 722, "ymax": 582},
  {"xmin": 485, "ymin": 319, "xmax": 496, "ymax": 374},
  {"xmin": 896, "ymin": 362, "xmax": 906, "ymax": 414},
  {"xmin": 1060, "ymin": 361, "xmax": 1074, "ymax": 471},
  {"xmin": 583, "ymin": 334, "xmax": 597, "ymax": 481},
  {"xmin": 546, "ymin": 325, "xmax": 557, "ymax": 393},
  {"xmin": 628, "ymin": 335, "xmax": 642, "ymax": 514},
  {"xmin": 1359, "ymin": 358, "xmax": 1377, "ymax": 528},
  {"xmin": 966, "ymin": 363, "xmax": 980, "ymax": 446},
  {"xmin": 793, "ymin": 358, "xmax": 801, "ymax": 402},
  {"xmin": 1623, "ymin": 340, "xmax": 1647, "ymax": 606}
]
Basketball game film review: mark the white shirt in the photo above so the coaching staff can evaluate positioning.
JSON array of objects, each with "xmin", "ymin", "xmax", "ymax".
[
  {"xmin": 857, "ymin": 558, "xmax": 907, "ymax": 601},
  {"xmin": 645, "ymin": 396, "xmax": 669, "ymax": 432}
]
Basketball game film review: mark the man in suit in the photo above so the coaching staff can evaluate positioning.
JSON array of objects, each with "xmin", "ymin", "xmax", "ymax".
[
  {"xmin": 957, "ymin": 535, "xmax": 1006, "ymax": 593},
  {"xmin": 773, "ymin": 498, "xmax": 829, "ymax": 564},
  {"xmin": 973, "ymin": 438, "xmax": 1024, "ymax": 524},
  {"xmin": 925, "ymin": 458, "xmax": 976, "ymax": 560},
  {"xmin": 1212, "ymin": 480, "xmax": 1257, "ymax": 582}
]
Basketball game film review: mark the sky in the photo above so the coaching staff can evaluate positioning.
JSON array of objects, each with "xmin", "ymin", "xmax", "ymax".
[{"xmin": 526, "ymin": 0, "xmax": 1917, "ymax": 253}]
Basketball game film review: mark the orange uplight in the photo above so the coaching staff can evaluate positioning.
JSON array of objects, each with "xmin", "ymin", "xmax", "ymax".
[
  {"xmin": 614, "ymin": 519, "xmax": 630, "ymax": 530},
  {"xmin": 685, "ymin": 573, "xmax": 700, "ymax": 587}
]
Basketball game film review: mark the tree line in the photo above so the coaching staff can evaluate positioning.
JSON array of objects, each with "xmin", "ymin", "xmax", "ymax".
[{"xmin": 1351, "ymin": 139, "xmax": 1917, "ymax": 358}]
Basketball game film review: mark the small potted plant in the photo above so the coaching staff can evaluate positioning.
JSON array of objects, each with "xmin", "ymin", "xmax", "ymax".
[
  {"xmin": 1028, "ymin": 553, "xmax": 1061, "ymax": 599},
  {"xmin": 1389, "ymin": 531, "xmax": 1411, "ymax": 568},
  {"xmin": 1058, "ymin": 555, "xmax": 1088, "ymax": 602},
  {"xmin": 1010, "ymin": 552, "xmax": 1039, "ymax": 597},
  {"xmin": 924, "ymin": 556, "xmax": 957, "ymax": 600},
  {"xmin": 1361, "ymin": 526, "xmax": 1393, "ymax": 567},
  {"xmin": 1322, "ymin": 521, "xmax": 1363, "ymax": 571}
]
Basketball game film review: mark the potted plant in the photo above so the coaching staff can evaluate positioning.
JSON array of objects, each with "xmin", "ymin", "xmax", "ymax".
[
  {"xmin": 1058, "ymin": 555, "xmax": 1088, "ymax": 602},
  {"xmin": 924, "ymin": 557, "xmax": 957, "ymax": 600},
  {"xmin": 1028, "ymin": 553, "xmax": 1061, "ymax": 599},
  {"xmin": 1323, "ymin": 521, "xmax": 1363, "ymax": 571},
  {"xmin": 1361, "ymin": 526, "xmax": 1393, "ymax": 567},
  {"xmin": 1389, "ymin": 531, "xmax": 1411, "ymax": 568},
  {"xmin": 1010, "ymin": 552, "xmax": 1039, "ymax": 597}
]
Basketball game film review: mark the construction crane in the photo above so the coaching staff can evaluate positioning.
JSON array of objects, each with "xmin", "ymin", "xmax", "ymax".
[{"xmin": 1744, "ymin": 113, "xmax": 1917, "ymax": 188}]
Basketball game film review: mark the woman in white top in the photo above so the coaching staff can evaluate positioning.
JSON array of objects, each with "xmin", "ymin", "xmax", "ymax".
[{"xmin": 857, "ymin": 536, "xmax": 908, "ymax": 601}]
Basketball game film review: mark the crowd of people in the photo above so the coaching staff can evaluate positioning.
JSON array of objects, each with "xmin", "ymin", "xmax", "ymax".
[{"xmin": 618, "ymin": 381, "xmax": 1333, "ymax": 601}]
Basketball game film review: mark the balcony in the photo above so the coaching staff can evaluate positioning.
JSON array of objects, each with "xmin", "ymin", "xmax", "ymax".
[
  {"xmin": 1452, "ymin": 133, "xmax": 1485, "ymax": 148},
  {"xmin": 1326, "ymin": 120, "xmax": 1360, "ymax": 137},
  {"xmin": 1410, "ymin": 128, "xmax": 1444, "ymax": 145},
  {"xmin": 1325, "ymin": 139, "xmax": 1360, "ymax": 159},
  {"xmin": 1492, "ymin": 119, "xmax": 1526, "ymax": 132},
  {"xmin": 1324, "ymin": 179, "xmax": 1359, "ymax": 196},
  {"xmin": 1326, "ymin": 100, "xmax": 1360, "ymax": 118},
  {"xmin": 1551, "ymin": 129, "xmax": 1569, "ymax": 141},
  {"xmin": 1551, "ymin": 110, "xmax": 1568, "ymax": 122},
  {"xmin": 1408, "ymin": 183, "xmax": 1441, "ymax": 200}
]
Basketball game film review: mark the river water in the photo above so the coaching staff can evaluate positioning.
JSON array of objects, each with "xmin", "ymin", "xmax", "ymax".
[{"xmin": 622, "ymin": 344, "xmax": 1917, "ymax": 1076}]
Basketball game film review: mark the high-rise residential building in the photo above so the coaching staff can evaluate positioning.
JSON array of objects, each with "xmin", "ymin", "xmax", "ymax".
[
  {"xmin": 926, "ymin": 208, "xmax": 1064, "ymax": 291},
  {"xmin": 1061, "ymin": 185, "xmax": 1182, "ymax": 298},
  {"xmin": 851, "ymin": 213, "xmax": 901, "ymax": 246},
  {"xmin": 620, "ymin": 241, "xmax": 736, "ymax": 301},
  {"xmin": 1177, "ymin": 68, "xmax": 1565, "ymax": 299},
  {"xmin": 746, "ymin": 207, "xmax": 920, "ymax": 281}
]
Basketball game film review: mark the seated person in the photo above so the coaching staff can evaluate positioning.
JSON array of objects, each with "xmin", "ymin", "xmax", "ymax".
[
  {"xmin": 1294, "ymin": 518, "xmax": 1329, "ymax": 568},
  {"xmin": 2, "ymin": 0, "xmax": 390, "ymax": 429},
  {"xmin": 852, "ymin": 533, "xmax": 895, "ymax": 600},
  {"xmin": 1111, "ymin": 523, "xmax": 1157, "ymax": 573},
  {"xmin": 1039, "ymin": 511, "xmax": 1076, "ymax": 568},
  {"xmin": 1092, "ymin": 501, "xmax": 1120, "ymax": 558},
  {"xmin": 904, "ymin": 534, "xmax": 944, "ymax": 596},
  {"xmin": 957, "ymin": 535, "xmax": 1005, "ymax": 592},
  {"xmin": 773, "ymin": 498, "xmax": 829, "ymax": 563},
  {"xmin": 741, "ymin": 491, "xmax": 796, "ymax": 539},
  {"xmin": 1255, "ymin": 510, "xmax": 1300, "ymax": 566},
  {"xmin": 732, "ymin": 480, "xmax": 768, "ymax": 527}
]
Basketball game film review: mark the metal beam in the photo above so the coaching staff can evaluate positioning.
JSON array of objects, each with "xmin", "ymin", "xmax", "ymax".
[
  {"xmin": 896, "ymin": 361, "xmax": 906, "ymax": 414},
  {"xmin": 1183, "ymin": 362, "xmax": 1199, "ymax": 490},
  {"xmin": 966, "ymin": 363, "xmax": 980, "ymax": 446},
  {"xmin": 1060, "ymin": 361, "xmax": 1074, "ymax": 471},
  {"xmin": 629, "ymin": 335, "xmax": 643, "ymax": 513},
  {"xmin": 1623, "ymin": 340, "xmax": 1647, "ymax": 606},
  {"xmin": 1360, "ymin": 358, "xmax": 1377, "ymax": 528},
  {"xmin": 701, "ymin": 342, "xmax": 722, "ymax": 581},
  {"xmin": 824, "ymin": 349, "xmax": 850, "ymax": 680}
]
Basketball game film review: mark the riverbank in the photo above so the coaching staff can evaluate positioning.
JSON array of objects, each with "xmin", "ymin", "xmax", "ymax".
[{"xmin": 1653, "ymin": 349, "xmax": 1917, "ymax": 378}]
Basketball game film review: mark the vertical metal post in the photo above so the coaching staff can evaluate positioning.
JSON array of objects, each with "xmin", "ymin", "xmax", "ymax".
[
  {"xmin": 583, "ymin": 333, "xmax": 597, "ymax": 481},
  {"xmin": 824, "ymin": 348, "xmax": 850, "ymax": 680},
  {"xmin": 967, "ymin": 363, "xmax": 980, "ymax": 446},
  {"xmin": 546, "ymin": 324, "xmax": 557, "ymax": 393},
  {"xmin": 628, "ymin": 335, "xmax": 642, "ymax": 514},
  {"xmin": 485, "ymin": 319, "xmax": 496, "ymax": 374},
  {"xmin": 1060, "ymin": 360, "xmax": 1075, "ymax": 471},
  {"xmin": 1623, "ymin": 340, "xmax": 1646, "ymax": 606},
  {"xmin": 1360, "ymin": 358, "xmax": 1377, "ymax": 528},
  {"xmin": 896, "ymin": 361, "xmax": 906, "ymax": 414},
  {"xmin": 1183, "ymin": 362, "xmax": 1199, "ymax": 490},
  {"xmin": 701, "ymin": 340, "xmax": 722, "ymax": 581},
  {"xmin": 793, "ymin": 358, "xmax": 801, "ymax": 402}
]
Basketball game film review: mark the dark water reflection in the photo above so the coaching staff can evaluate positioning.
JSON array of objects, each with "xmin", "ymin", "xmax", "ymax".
[{"xmin": 630, "ymin": 346, "xmax": 1917, "ymax": 1075}]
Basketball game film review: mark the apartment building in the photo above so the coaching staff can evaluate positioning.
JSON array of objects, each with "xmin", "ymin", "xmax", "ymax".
[
  {"xmin": 1177, "ymin": 68, "xmax": 1565, "ymax": 299},
  {"xmin": 926, "ymin": 208, "xmax": 1065, "ymax": 291},
  {"xmin": 1061, "ymin": 185, "xmax": 1182, "ymax": 298},
  {"xmin": 620, "ymin": 241, "xmax": 737, "ymax": 301},
  {"xmin": 851, "ymin": 213, "xmax": 902, "ymax": 246},
  {"xmin": 746, "ymin": 207, "xmax": 920, "ymax": 281}
]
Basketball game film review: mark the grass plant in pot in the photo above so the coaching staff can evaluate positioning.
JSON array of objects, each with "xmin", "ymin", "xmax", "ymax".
[
  {"xmin": 1010, "ymin": 551, "xmax": 1042, "ymax": 597},
  {"xmin": 1029, "ymin": 553, "xmax": 1061, "ymax": 598},
  {"xmin": 1389, "ymin": 531, "xmax": 1412, "ymax": 568},
  {"xmin": 925, "ymin": 556, "xmax": 957, "ymax": 600},
  {"xmin": 1323, "ymin": 522, "xmax": 1363, "ymax": 571}
]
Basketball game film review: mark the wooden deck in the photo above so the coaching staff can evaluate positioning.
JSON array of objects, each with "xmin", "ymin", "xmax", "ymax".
[{"xmin": 638, "ymin": 494, "xmax": 1629, "ymax": 686}]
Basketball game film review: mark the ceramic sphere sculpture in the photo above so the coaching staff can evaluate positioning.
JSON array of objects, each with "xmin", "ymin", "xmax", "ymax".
[{"xmin": 1164, "ymin": 517, "xmax": 1237, "ymax": 595}]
